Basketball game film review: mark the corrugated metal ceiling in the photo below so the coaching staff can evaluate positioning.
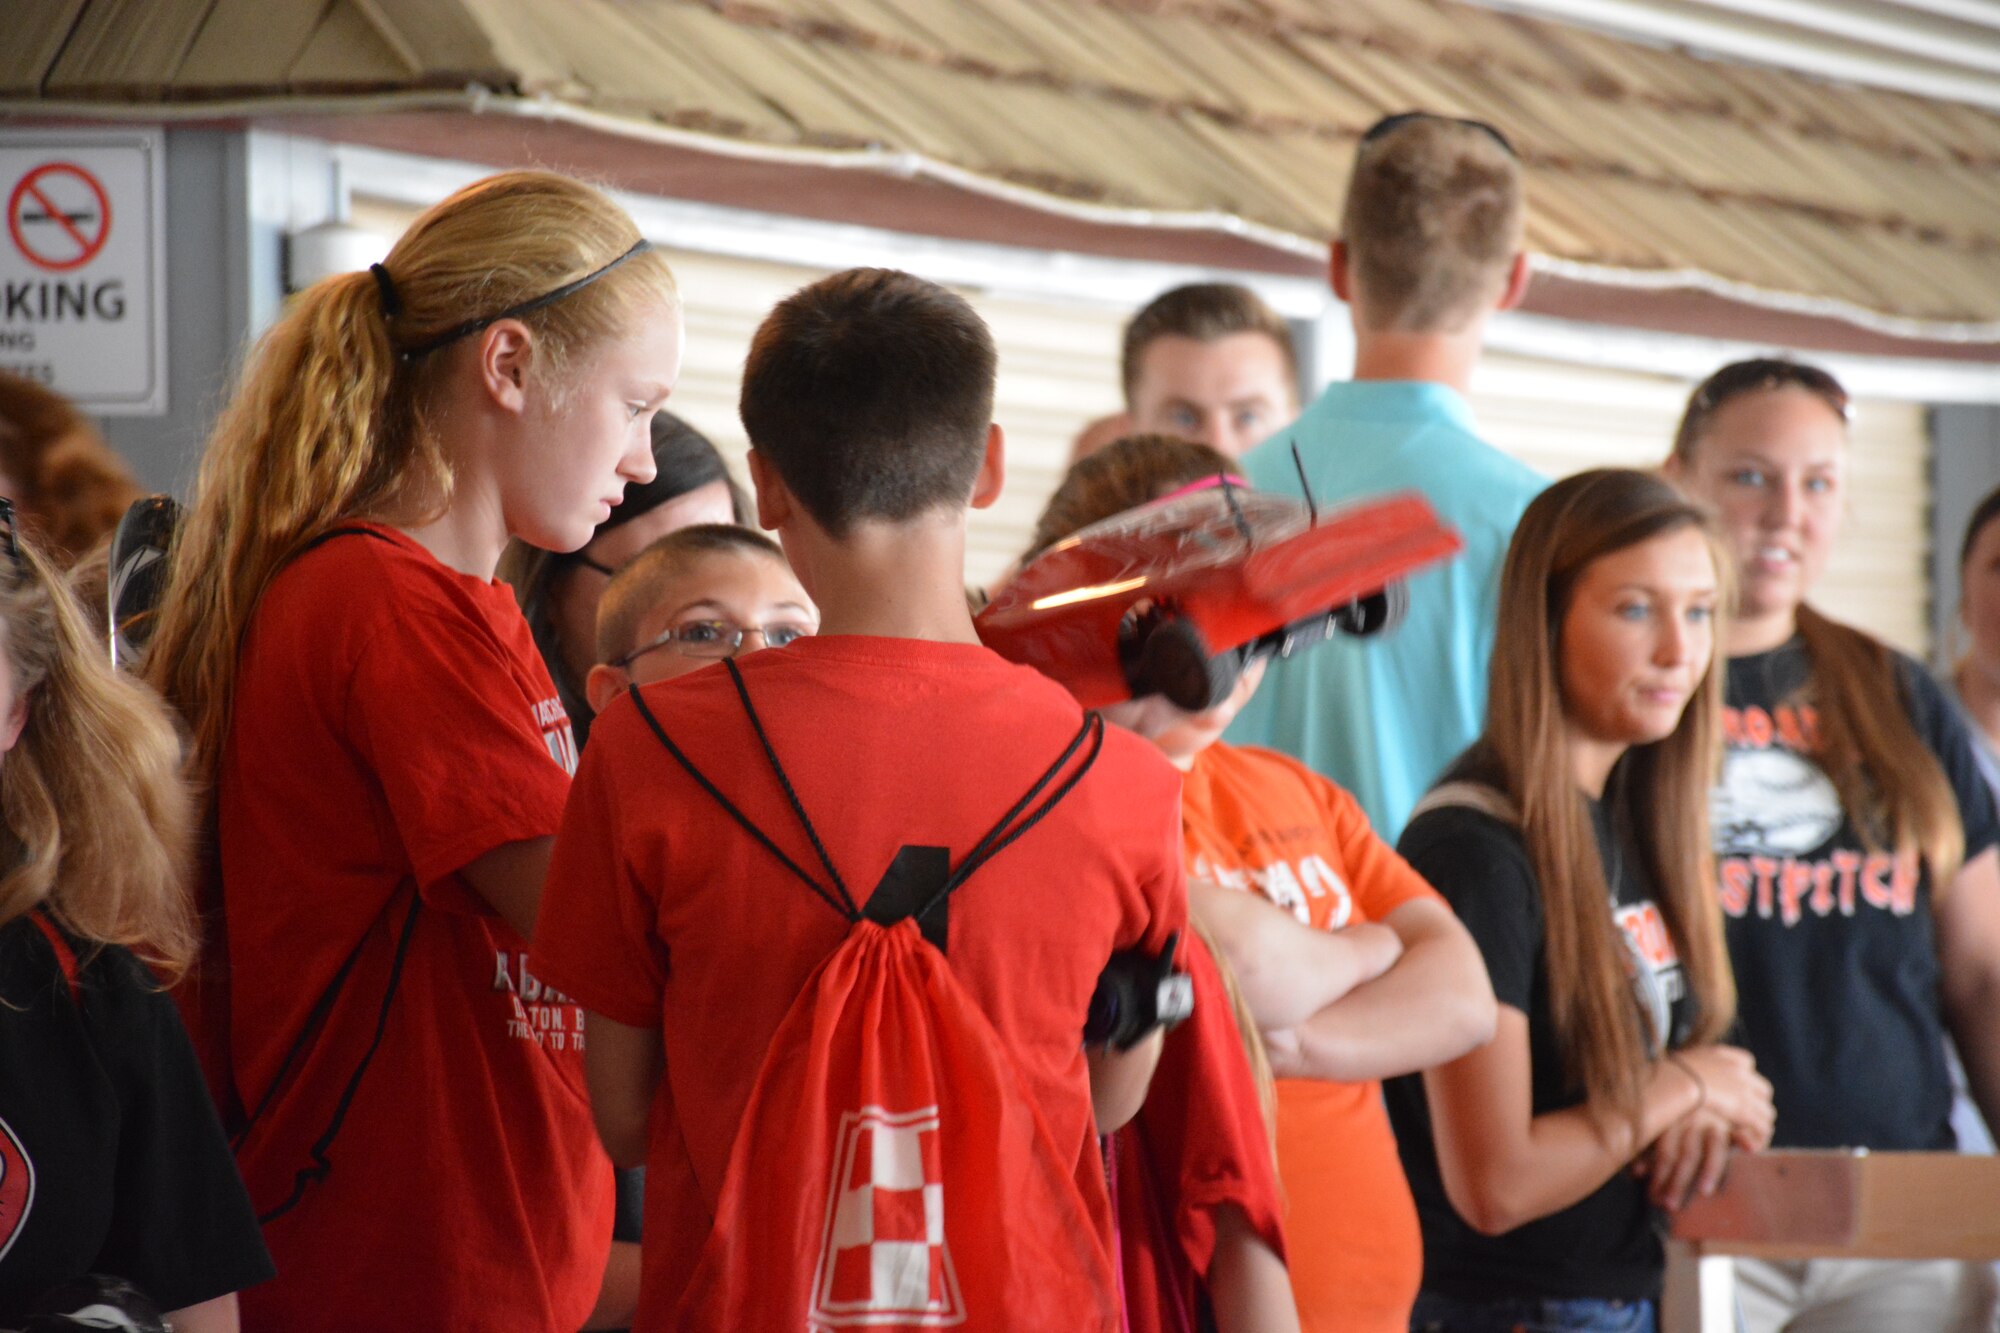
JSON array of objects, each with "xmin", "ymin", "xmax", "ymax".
[{"xmin": 6, "ymin": 0, "xmax": 2000, "ymax": 345}]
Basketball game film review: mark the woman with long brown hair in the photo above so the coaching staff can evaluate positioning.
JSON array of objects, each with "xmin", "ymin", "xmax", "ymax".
[
  {"xmin": 145, "ymin": 170, "xmax": 680, "ymax": 1331},
  {"xmin": 1386, "ymin": 468, "xmax": 1772, "ymax": 1333},
  {"xmin": 1668, "ymin": 360, "xmax": 2000, "ymax": 1331},
  {"xmin": 0, "ymin": 506, "xmax": 270, "ymax": 1328}
]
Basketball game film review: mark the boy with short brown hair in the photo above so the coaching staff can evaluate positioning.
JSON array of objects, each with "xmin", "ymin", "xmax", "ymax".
[{"xmin": 533, "ymin": 268, "xmax": 1188, "ymax": 1331}]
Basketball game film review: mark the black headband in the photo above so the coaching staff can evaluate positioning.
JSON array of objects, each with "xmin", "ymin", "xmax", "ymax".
[{"xmin": 375, "ymin": 239, "xmax": 654, "ymax": 360}]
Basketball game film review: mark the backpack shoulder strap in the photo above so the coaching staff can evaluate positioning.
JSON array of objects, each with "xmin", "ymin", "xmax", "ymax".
[
  {"xmin": 627, "ymin": 683, "xmax": 860, "ymax": 923},
  {"xmin": 1408, "ymin": 779, "xmax": 1521, "ymax": 827},
  {"xmin": 624, "ymin": 668, "xmax": 1106, "ymax": 936},
  {"xmin": 296, "ymin": 524, "xmax": 400, "ymax": 557}
]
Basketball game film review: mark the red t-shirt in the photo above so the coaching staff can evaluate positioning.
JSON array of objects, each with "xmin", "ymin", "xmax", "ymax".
[
  {"xmin": 532, "ymin": 635, "xmax": 1188, "ymax": 1331},
  {"xmin": 211, "ymin": 524, "xmax": 611, "ymax": 1333},
  {"xmin": 1110, "ymin": 927, "xmax": 1285, "ymax": 1332},
  {"xmin": 1180, "ymin": 743, "xmax": 1442, "ymax": 1333}
]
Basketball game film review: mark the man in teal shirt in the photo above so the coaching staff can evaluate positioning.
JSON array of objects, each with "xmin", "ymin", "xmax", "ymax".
[{"xmin": 1229, "ymin": 113, "xmax": 1547, "ymax": 840}]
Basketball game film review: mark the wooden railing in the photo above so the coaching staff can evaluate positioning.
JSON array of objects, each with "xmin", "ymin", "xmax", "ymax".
[{"xmin": 1664, "ymin": 1151, "xmax": 2000, "ymax": 1331}]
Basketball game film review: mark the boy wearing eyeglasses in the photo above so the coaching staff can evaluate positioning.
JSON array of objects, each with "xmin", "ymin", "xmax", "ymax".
[{"xmin": 583, "ymin": 523, "xmax": 817, "ymax": 710}]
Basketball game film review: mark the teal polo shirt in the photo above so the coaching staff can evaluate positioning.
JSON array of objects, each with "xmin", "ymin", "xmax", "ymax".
[{"xmin": 1226, "ymin": 381, "xmax": 1546, "ymax": 840}]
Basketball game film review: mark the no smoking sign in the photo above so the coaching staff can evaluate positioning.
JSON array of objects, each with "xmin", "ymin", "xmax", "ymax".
[
  {"xmin": 0, "ymin": 129, "xmax": 165, "ymax": 413},
  {"xmin": 8, "ymin": 163, "xmax": 113, "ymax": 272}
]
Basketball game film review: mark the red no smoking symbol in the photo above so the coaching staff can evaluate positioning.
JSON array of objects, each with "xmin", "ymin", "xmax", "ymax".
[{"xmin": 7, "ymin": 162, "xmax": 112, "ymax": 272}]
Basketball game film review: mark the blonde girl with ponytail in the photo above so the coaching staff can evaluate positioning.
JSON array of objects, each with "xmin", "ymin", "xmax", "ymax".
[
  {"xmin": 1668, "ymin": 360, "xmax": 2000, "ymax": 1333},
  {"xmin": 0, "ymin": 508, "xmax": 272, "ymax": 1330},
  {"xmin": 146, "ymin": 170, "xmax": 680, "ymax": 1332}
]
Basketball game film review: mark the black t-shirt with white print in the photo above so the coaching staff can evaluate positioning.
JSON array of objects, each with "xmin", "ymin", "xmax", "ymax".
[
  {"xmin": 1384, "ymin": 755, "xmax": 1692, "ymax": 1304},
  {"xmin": 0, "ymin": 912, "xmax": 273, "ymax": 1317},
  {"xmin": 1718, "ymin": 638, "xmax": 2000, "ymax": 1150}
]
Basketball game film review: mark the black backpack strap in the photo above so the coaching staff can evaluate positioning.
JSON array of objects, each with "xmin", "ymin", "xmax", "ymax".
[
  {"xmin": 628, "ymin": 685, "xmax": 859, "ymax": 923},
  {"xmin": 921, "ymin": 711, "xmax": 1104, "ymax": 918},
  {"xmin": 251, "ymin": 885, "xmax": 423, "ymax": 1225},
  {"xmin": 625, "ymin": 660, "xmax": 1107, "ymax": 941},
  {"xmin": 722, "ymin": 660, "xmax": 860, "ymax": 918},
  {"xmin": 231, "ymin": 521, "xmax": 418, "ymax": 1147},
  {"xmin": 293, "ymin": 524, "xmax": 401, "ymax": 559},
  {"xmin": 232, "ymin": 526, "xmax": 424, "ymax": 1218}
]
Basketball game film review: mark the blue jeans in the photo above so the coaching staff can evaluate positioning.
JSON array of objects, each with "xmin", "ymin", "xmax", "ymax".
[{"xmin": 1410, "ymin": 1290, "xmax": 1657, "ymax": 1333}]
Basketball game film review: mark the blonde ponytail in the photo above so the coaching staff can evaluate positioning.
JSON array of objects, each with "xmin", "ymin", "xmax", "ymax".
[
  {"xmin": 144, "ymin": 268, "xmax": 420, "ymax": 792},
  {"xmin": 146, "ymin": 170, "xmax": 678, "ymax": 791}
]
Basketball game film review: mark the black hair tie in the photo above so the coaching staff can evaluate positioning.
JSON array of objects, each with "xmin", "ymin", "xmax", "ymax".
[{"xmin": 369, "ymin": 262, "xmax": 403, "ymax": 320}]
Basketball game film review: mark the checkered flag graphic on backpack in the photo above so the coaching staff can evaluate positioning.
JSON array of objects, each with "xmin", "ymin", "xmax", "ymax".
[
  {"xmin": 811, "ymin": 1107, "xmax": 964, "ymax": 1324},
  {"xmin": 632, "ymin": 670, "xmax": 1121, "ymax": 1332}
]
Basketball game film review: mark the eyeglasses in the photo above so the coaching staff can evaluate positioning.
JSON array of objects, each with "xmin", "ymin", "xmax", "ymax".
[
  {"xmin": 615, "ymin": 619, "xmax": 809, "ymax": 668},
  {"xmin": 1360, "ymin": 111, "xmax": 1516, "ymax": 159}
]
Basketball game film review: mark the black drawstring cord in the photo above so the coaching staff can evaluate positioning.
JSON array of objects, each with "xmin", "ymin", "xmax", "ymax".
[
  {"xmin": 723, "ymin": 659, "xmax": 859, "ymax": 918},
  {"xmin": 256, "ymin": 887, "xmax": 423, "ymax": 1225},
  {"xmin": 630, "ymin": 686, "xmax": 860, "ymax": 924},
  {"xmin": 924, "ymin": 714, "xmax": 1104, "ymax": 922},
  {"xmin": 627, "ymin": 666, "xmax": 1104, "ymax": 938}
]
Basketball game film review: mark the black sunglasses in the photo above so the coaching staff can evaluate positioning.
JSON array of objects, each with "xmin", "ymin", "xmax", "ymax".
[
  {"xmin": 0, "ymin": 497, "xmax": 20, "ymax": 578},
  {"xmin": 1361, "ymin": 111, "xmax": 1516, "ymax": 159}
]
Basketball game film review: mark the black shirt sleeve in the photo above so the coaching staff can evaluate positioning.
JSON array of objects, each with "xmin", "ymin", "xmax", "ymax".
[
  {"xmin": 1398, "ymin": 806, "xmax": 1541, "ymax": 1013},
  {"xmin": 83, "ymin": 949, "xmax": 274, "ymax": 1312},
  {"xmin": 1900, "ymin": 654, "xmax": 2000, "ymax": 862}
]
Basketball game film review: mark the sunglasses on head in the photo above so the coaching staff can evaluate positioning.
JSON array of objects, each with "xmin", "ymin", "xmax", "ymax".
[
  {"xmin": 1691, "ymin": 358, "xmax": 1851, "ymax": 421},
  {"xmin": 1361, "ymin": 110, "xmax": 1516, "ymax": 159}
]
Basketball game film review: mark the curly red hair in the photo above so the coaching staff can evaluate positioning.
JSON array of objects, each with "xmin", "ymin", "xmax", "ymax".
[{"xmin": 0, "ymin": 371, "xmax": 142, "ymax": 567}]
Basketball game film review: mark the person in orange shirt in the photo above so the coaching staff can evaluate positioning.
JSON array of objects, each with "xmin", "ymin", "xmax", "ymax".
[{"xmin": 1023, "ymin": 436, "xmax": 1498, "ymax": 1333}]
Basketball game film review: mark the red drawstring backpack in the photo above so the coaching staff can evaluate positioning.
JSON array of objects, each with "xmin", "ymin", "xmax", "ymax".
[{"xmin": 628, "ymin": 661, "xmax": 1125, "ymax": 1331}]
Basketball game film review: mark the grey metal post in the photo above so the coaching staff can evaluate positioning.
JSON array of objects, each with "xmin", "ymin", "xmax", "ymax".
[{"xmin": 1931, "ymin": 404, "xmax": 2000, "ymax": 670}]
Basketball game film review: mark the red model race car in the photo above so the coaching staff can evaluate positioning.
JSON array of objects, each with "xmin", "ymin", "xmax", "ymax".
[{"xmin": 978, "ymin": 482, "xmax": 1462, "ymax": 711}]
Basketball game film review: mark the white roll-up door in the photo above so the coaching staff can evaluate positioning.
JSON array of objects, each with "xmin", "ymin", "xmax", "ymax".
[
  {"xmin": 659, "ymin": 250, "xmax": 1125, "ymax": 590},
  {"xmin": 352, "ymin": 192, "xmax": 1931, "ymax": 653},
  {"xmin": 610, "ymin": 250, "xmax": 1939, "ymax": 653}
]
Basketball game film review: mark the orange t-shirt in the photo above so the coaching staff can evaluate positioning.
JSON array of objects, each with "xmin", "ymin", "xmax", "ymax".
[{"xmin": 1180, "ymin": 742, "xmax": 1442, "ymax": 1333}]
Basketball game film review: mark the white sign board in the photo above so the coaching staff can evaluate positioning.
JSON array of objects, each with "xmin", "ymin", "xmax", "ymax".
[{"xmin": 0, "ymin": 127, "xmax": 166, "ymax": 414}]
